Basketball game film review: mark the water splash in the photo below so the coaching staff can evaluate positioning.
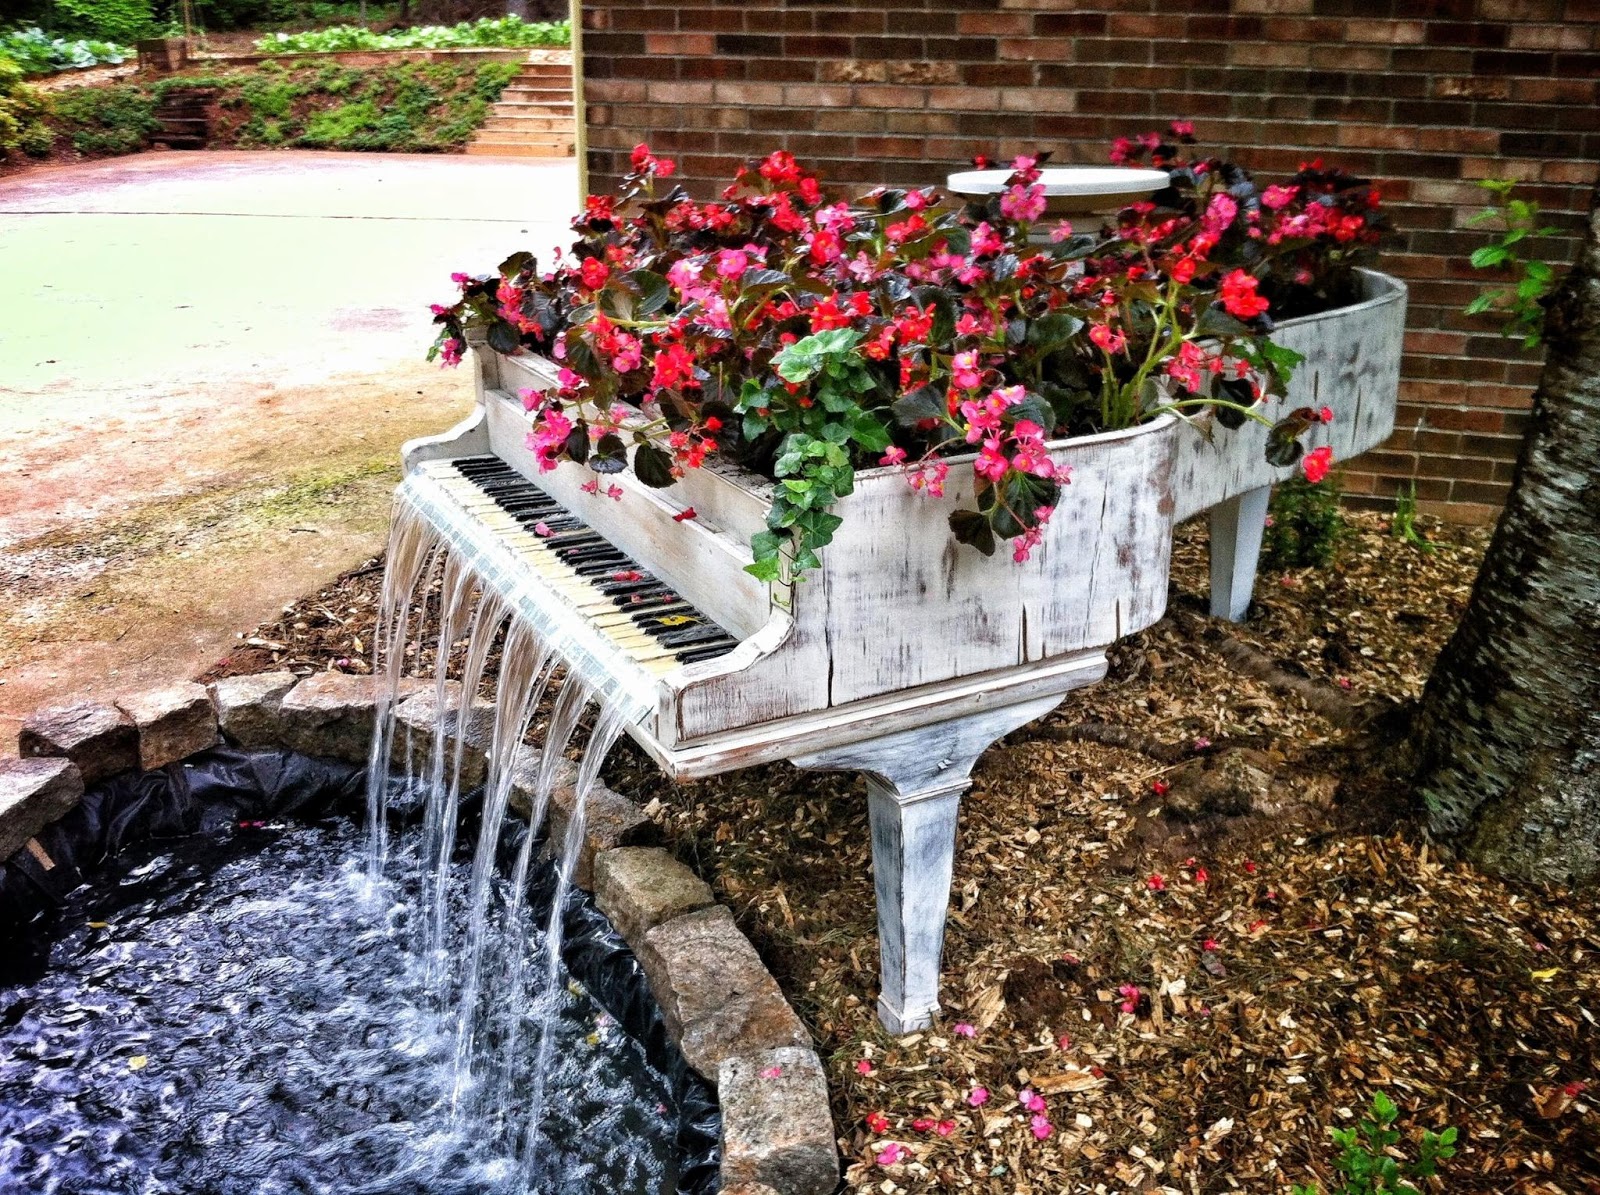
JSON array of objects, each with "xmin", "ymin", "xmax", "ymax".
[{"xmin": 363, "ymin": 477, "xmax": 655, "ymax": 1167}]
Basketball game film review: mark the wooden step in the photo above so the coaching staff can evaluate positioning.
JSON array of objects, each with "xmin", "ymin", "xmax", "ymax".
[
  {"xmin": 502, "ymin": 85, "xmax": 571, "ymax": 100},
  {"xmin": 466, "ymin": 138, "xmax": 575, "ymax": 157},
  {"xmin": 482, "ymin": 115, "xmax": 573, "ymax": 133}
]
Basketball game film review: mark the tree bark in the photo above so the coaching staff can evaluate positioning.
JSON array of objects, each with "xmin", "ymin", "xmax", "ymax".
[{"xmin": 1409, "ymin": 179, "xmax": 1600, "ymax": 885}]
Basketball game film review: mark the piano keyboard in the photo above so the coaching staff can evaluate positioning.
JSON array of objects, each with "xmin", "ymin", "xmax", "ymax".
[{"xmin": 415, "ymin": 456, "xmax": 742, "ymax": 676}]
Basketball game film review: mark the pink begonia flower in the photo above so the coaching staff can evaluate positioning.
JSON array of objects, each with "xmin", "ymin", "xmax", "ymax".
[
  {"xmin": 974, "ymin": 440, "xmax": 1010, "ymax": 482},
  {"xmin": 438, "ymin": 338, "xmax": 464, "ymax": 367},
  {"xmin": 936, "ymin": 1120, "xmax": 955, "ymax": 1136},
  {"xmin": 969, "ymin": 221, "xmax": 1005, "ymax": 257},
  {"xmin": 1030, "ymin": 1113, "xmax": 1053, "ymax": 1140},
  {"xmin": 1302, "ymin": 444, "xmax": 1334, "ymax": 484},
  {"xmin": 1089, "ymin": 323, "xmax": 1127, "ymax": 354},
  {"xmin": 1019, "ymin": 1088, "xmax": 1047, "ymax": 1114},
  {"xmin": 1050, "ymin": 219, "xmax": 1075, "ymax": 242},
  {"xmin": 953, "ymin": 1022, "xmax": 977, "ymax": 1038},
  {"xmin": 1261, "ymin": 184, "xmax": 1299, "ymax": 210},
  {"xmin": 880, "ymin": 446, "xmax": 908, "ymax": 466},
  {"xmin": 967, "ymin": 1086, "xmax": 989, "ymax": 1106},
  {"xmin": 716, "ymin": 248, "xmax": 750, "ymax": 278},
  {"xmin": 908, "ymin": 459, "xmax": 949, "ymax": 498},
  {"xmin": 911, "ymin": 1117, "xmax": 936, "ymax": 1132},
  {"xmin": 1057, "ymin": 1034, "xmax": 1072, "ymax": 1051},
  {"xmin": 951, "ymin": 350, "xmax": 984, "ymax": 391},
  {"xmin": 855, "ymin": 1059, "xmax": 874, "ymax": 1075},
  {"xmin": 1000, "ymin": 182, "xmax": 1047, "ymax": 223},
  {"xmin": 876, "ymin": 1142, "xmax": 909, "ymax": 1166},
  {"xmin": 866, "ymin": 1110, "xmax": 890, "ymax": 1134}
]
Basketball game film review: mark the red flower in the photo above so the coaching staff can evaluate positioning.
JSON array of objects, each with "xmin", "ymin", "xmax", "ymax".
[
  {"xmin": 1302, "ymin": 445, "xmax": 1333, "ymax": 484},
  {"xmin": 866, "ymin": 1110, "xmax": 890, "ymax": 1134},
  {"xmin": 580, "ymin": 258, "xmax": 610, "ymax": 291},
  {"xmin": 1218, "ymin": 269, "xmax": 1270, "ymax": 320}
]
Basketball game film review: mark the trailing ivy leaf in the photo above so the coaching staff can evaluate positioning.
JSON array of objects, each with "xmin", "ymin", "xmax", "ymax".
[
  {"xmin": 847, "ymin": 409, "xmax": 892, "ymax": 452},
  {"xmin": 949, "ymin": 509, "xmax": 997, "ymax": 557},
  {"xmin": 486, "ymin": 320, "xmax": 522, "ymax": 354},
  {"xmin": 633, "ymin": 442, "xmax": 676, "ymax": 487},
  {"xmin": 590, "ymin": 433, "xmax": 628, "ymax": 473}
]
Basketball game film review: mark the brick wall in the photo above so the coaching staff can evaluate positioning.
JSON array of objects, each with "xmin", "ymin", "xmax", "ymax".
[{"xmin": 580, "ymin": 0, "xmax": 1600, "ymax": 522}]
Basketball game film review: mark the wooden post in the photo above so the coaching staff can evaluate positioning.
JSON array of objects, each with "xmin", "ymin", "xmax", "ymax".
[
  {"xmin": 793, "ymin": 691, "xmax": 1068, "ymax": 1033},
  {"xmin": 1208, "ymin": 484, "xmax": 1270, "ymax": 622}
]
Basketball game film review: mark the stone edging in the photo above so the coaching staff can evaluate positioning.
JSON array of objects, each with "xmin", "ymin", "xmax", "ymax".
[{"xmin": 1, "ymin": 671, "xmax": 838, "ymax": 1195}]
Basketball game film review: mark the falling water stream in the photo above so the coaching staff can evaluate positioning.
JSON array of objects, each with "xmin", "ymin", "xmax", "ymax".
[{"xmin": 0, "ymin": 481, "xmax": 700, "ymax": 1194}]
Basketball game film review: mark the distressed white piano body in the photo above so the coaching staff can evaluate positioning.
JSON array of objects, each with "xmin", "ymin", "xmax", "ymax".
[
  {"xmin": 1175, "ymin": 268, "xmax": 1409, "ymax": 620},
  {"xmin": 403, "ymin": 344, "xmax": 1179, "ymax": 1033}
]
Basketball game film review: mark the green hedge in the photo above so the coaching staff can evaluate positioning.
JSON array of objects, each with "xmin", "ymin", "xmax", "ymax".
[
  {"xmin": 257, "ymin": 16, "xmax": 569, "ymax": 54},
  {"xmin": 0, "ymin": 55, "xmax": 52, "ymax": 157}
]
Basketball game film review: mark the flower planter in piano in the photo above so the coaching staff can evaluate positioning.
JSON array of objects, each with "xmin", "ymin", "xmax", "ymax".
[
  {"xmin": 408, "ymin": 345, "xmax": 1181, "ymax": 778},
  {"xmin": 1171, "ymin": 268, "xmax": 1408, "ymax": 619}
]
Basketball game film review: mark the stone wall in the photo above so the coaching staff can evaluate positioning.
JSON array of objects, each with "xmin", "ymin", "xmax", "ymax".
[{"xmin": 579, "ymin": 0, "xmax": 1600, "ymax": 522}]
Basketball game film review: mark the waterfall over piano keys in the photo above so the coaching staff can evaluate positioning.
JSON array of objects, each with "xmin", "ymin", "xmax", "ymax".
[{"xmin": 362, "ymin": 470, "xmax": 678, "ymax": 1190}]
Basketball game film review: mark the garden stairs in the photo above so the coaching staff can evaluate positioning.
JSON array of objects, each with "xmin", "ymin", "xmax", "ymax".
[{"xmin": 467, "ymin": 57, "xmax": 575, "ymax": 158}]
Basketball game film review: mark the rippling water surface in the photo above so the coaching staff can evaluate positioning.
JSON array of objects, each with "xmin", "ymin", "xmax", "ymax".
[{"xmin": 0, "ymin": 819, "xmax": 677, "ymax": 1195}]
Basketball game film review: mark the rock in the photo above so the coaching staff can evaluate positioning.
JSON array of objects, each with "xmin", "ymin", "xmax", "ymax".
[
  {"xmin": 638, "ymin": 905, "xmax": 809, "ymax": 1083},
  {"xmin": 594, "ymin": 847, "xmax": 715, "ymax": 949},
  {"xmin": 1163, "ymin": 749, "xmax": 1280, "ymax": 821},
  {"xmin": 391, "ymin": 683, "xmax": 492, "ymax": 791},
  {"xmin": 210, "ymin": 671, "xmax": 299, "ymax": 749},
  {"xmin": 719, "ymin": 1185, "xmax": 782, "ymax": 1195},
  {"xmin": 18, "ymin": 700, "xmax": 138, "ymax": 785},
  {"xmin": 719, "ymin": 1047, "xmax": 838, "ymax": 1195},
  {"xmin": 117, "ymin": 683, "xmax": 217, "ymax": 770},
  {"xmin": 0, "ymin": 757, "xmax": 84, "ymax": 861},
  {"xmin": 546, "ymin": 781, "xmax": 657, "ymax": 891},
  {"xmin": 507, "ymin": 746, "xmax": 577, "ymax": 823},
  {"xmin": 278, "ymin": 672, "xmax": 424, "ymax": 764}
]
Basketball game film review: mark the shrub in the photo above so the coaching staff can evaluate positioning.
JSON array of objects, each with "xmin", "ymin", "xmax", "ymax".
[
  {"xmin": 0, "ymin": 56, "xmax": 52, "ymax": 158},
  {"xmin": 47, "ymin": 83, "xmax": 159, "ymax": 155},
  {"xmin": 1262, "ymin": 476, "xmax": 1346, "ymax": 570},
  {"xmin": 256, "ymin": 16, "xmax": 570, "ymax": 54},
  {"xmin": 48, "ymin": 0, "xmax": 157, "ymax": 44}
]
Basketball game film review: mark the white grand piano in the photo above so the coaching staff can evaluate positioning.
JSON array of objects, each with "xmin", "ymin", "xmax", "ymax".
[{"xmin": 401, "ymin": 341, "xmax": 1178, "ymax": 1033}]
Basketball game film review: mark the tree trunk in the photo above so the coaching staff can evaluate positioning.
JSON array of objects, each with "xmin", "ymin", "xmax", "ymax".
[{"xmin": 1409, "ymin": 179, "xmax": 1600, "ymax": 885}]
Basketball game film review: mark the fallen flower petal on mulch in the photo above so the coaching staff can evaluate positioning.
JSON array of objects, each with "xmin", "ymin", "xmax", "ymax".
[{"xmin": 215, "ymin": 510, "xmax": 1600, "ymax": 1192}]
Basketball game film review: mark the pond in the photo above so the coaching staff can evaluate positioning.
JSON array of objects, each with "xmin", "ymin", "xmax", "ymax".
[{"xmin": 0, "ymin": 754, "xmax": 714, "ymax": 1195}]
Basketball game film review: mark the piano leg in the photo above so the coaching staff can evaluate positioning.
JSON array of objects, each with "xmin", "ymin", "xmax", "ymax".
[
  {"xmin": 1208, "ymin": 484, "xmax": 1271, "ymax": 623},
  {"xmin": 792, "ymin": 692, "xmax": 1068, "ymax": 1034}
]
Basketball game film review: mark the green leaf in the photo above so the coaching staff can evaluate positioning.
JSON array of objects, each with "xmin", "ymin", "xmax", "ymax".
[
  {"xmin": 1194, "ymin": 306, "xmax": 1252, "ymax": 338},
  {"xmin": 628, "ymin": 268, "xmax": 672, "ymax": 316},
  {"xmin": 948, "ymin": 509, "xmax": 997, "ymax": 556},
  {"xmin": 589, "ymin": 432, "xmax": 628, "ymax": 473},
  {"xmin": 498, "ymin": 250, "xmax": 535, "ymax": 276},
  {"xmin": 892, "ymin": 383, "xmax": 947, "ymax": 425},
  {"xmin": 632, "ymin": 442, "xmax": 676, "ymax": 487},
  {"xmin": 486, "ymin": 320, "xmax": 522, "ymax": 354},
  {"xmin": 847, "ymin": 409, "xmax": 892, "ymax": 451},
  {"xmin": 1470, "ymin": 244, "xmax": 1510, "ymax": 268}
]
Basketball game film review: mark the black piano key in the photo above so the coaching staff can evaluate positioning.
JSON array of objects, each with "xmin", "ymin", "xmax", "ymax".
[
  {"xmin": 676, "ymin": 641, "xmax": 739, "ymax": 664},
  {"xmin": 656, "ymin": 622, "xmax": 736, "ymax": 649},
  {"xmin": 598, "ymin": 577, "xmax": 670, "ymax": 598},
  {"xmin": 614, "ymin": 590, "xmax": 682, "ymax": 610},
  {"xmin": 574, "ymin": 558, "xmax": 644, "ymax": 578},
  {"xmin": 634, "ymin": 609, "xmax": 705, "ymax": 632}
]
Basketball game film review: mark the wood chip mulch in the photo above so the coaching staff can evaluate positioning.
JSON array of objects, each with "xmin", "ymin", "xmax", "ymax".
[{"xmin": 209, "ymin": 510, "xmax": 1599, "ymax": 1193}]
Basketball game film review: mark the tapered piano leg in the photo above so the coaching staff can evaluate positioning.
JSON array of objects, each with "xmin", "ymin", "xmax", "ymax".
[
  {"xmin": 792, "ymin": 691, "xmax": 1069, "ymax": 1034},
  {"xmin": 1208, "ymin": 484, "xmax": 1272, "ymax": 623}
]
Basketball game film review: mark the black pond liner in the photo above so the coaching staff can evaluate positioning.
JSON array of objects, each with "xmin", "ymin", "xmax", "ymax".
[{"xmin": 0, "ymin": 746, "xmax": 719, "ymax": 1195}]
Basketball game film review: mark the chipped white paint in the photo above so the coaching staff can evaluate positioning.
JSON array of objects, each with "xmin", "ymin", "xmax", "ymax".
[{"xmin": 1173, "ymin": 268, "xmax": 1408, "ymax": 619}]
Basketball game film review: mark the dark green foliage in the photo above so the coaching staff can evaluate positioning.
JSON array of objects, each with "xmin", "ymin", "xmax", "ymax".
[
  {"xmin": 48, "ymin": 0, "xmax": 158, "ymax": 43},
  {"xmin": 1261, "ymin": 476, "xmax": 1346, "ymax": 570},
  {"xmin": 41, "ymin": 58, "xmax": 516, "ymax": 158},
  {"xmin": 47, "ymin": 83, "xmax": 160, "ymax": 155},
  {"xmin": 0, "ymin": 56, "xmax": 52, "ymax": 158}
]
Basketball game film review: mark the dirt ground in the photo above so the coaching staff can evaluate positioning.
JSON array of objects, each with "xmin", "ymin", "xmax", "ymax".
[
  {"xmin": 0, "ymin": 150, "xmax": 575, "ymax": 744},
  {"xmin": 226, "ymin": 504, "xmax": 1599, "ymax": 1194}
]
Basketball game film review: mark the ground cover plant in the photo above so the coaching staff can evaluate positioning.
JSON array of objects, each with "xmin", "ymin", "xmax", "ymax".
[
  {"xmin": 31, "ymin": 57, "xmax": 516, "ymax": 157},
  {"xmin": 431, "ymin": 132, "xmax": 1382, "ymax": 580},
  {"xmin": 257, "ymin": 15, "xmax": 569, "ymax": 53},
  {"xmin": 215, "ymin": 509, "xmax": 1600, "ymax": 1192}
]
